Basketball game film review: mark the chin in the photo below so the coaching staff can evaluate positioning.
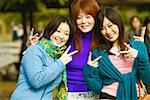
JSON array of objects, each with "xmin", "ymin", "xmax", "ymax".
[{"xmin": 82, "ymin": 30, "xmax": 91, "ymax": 33}]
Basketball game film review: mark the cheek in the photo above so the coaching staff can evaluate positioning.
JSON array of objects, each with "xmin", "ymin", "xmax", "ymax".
[
  {"xmin": 101, "ymin": 30, "xmax": 106, "ymax": 36},
  {"xmin": 50, "ymin": 35, "xmax": 53, "ymax": 40},
  {"xmin": 50, "ymin": 34, "xmax": 56, "ymax": 41},
  {"xmin": 76, "ymin": 19, "xmax": 81, "ymax": 25},
  {"xmin": 112, "ymin": 26, "xmax": 119, "ymax": 33},
  {"xmin": 65, "ymin": 36, "xmax": 69, "ymax": 41},
  {"xmin": 90, "ymin": 18, "xmax": 95, "ymax": 24}
]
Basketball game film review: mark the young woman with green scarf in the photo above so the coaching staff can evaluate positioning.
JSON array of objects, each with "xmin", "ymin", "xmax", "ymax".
[{"xmin": 10, "ymin": 15, "xmax": 78, "ymax": 100}]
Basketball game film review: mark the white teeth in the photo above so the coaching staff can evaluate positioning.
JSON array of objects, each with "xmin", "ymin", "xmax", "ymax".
[{"xmin": 82, "ymin": 25, "xmax": 88, "ymax": 28}]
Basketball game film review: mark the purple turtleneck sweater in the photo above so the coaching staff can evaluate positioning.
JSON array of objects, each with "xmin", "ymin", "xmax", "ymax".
[{"xmin": 66, "ymin": 32, "xmax": 92, "ymax": 92}]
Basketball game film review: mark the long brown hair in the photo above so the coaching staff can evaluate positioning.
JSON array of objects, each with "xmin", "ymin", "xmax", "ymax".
[
  {"xmin": 71, "ymin": 0, "xmax": 100, "ymax": 51},
  {"xmin": 95, "ymin": 7, "xmax": 128, "ymax": 52}
]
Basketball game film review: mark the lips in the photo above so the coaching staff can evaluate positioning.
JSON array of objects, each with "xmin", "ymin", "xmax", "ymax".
[
  {"xmin": 81, "ymin": 25, "xmax": 89, "ymax": 29},
  {"xmin": 107, "ymin": 34, "xmax": 114, "ymax": 40}
]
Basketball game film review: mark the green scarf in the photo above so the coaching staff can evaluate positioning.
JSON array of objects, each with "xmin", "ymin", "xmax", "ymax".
[
  {"xmin": 38, "ymin": 37, "xmax": 66, "ymax": 58},
  {"xmin": 38, "ymin": 37, "xmax": 67, "ymax": 100}
]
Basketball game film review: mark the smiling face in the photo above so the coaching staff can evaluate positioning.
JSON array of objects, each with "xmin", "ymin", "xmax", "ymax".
[
  {"xmin": 50, "ymin": 22, "xmax": 70, "ymax": 47},
  {"xmin": 76, "ymin": 10, "xmax": 95, "ymax": 33},
  {"xmin": 101, "ymin": 17, "xmax": 119, "ymax": 44}
]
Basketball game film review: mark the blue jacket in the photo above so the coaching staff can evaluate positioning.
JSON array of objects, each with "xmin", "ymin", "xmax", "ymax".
[
  {"xmin": 11, "ymin": 45, "xmax": 65, "ymax": 100},
  {"xmin": 83, "ymin": 40, "xmax": 150, "ymax": 100}
]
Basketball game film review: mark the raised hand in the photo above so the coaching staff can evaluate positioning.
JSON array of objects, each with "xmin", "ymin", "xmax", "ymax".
[
  {"xmin": 87, "ymin": 52, "xmax": 101, "ymax": 68},
  {"xmin": 59, "ymin": 45, "xmax": 78, "ymax": 65},
  {"xmin": 26, "ymin": 28, "xmax": 42, "ymax": 47},
  {"xmin": 133, "ymin": 26, "xmax": 146, "ymax": 42},
  {"xmin": 120, "ymin": 42, "xmax": 138, "ymax": 59}
]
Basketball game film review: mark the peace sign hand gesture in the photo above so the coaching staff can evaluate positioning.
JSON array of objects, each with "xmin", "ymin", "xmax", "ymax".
[
  {"xmin": 120, "ymin": 42, "xmax": 138, "ymax": 59},
  {"xmin": 87, "ymin": 52, "xmax": 101, "ymax": 68},
  {"xmin": 133, "ymin": 26, "xmax": 146, "ymax": 42},
  {"xmin": 26, "ymin": 28, "xmax": 42, "ymax": 47},
  {"xmin": 59, "ymin": 45, "xmax": 78, "ymax": 65}
]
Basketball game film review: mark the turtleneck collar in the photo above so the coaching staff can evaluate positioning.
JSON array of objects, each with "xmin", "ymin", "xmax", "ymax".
[{"xmin": 82, "ymin": 32, "xmax": 92, "ymax": 38}]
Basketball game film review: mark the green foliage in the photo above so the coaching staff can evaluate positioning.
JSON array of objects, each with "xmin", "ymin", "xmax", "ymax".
[{"xmin": 0, "ymin": 0, "xmax": 149, "ymax": 42}]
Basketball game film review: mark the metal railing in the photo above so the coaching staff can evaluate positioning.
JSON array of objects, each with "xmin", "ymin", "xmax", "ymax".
[{"xmin": 0, "ymin": 41, "xmax": 21, "ymax": 69}]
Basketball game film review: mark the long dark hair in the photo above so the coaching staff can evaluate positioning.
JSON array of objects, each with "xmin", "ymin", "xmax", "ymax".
[
  {"xmin": 43, "ymin": 15, "xmax": 73, "ymax": 47},
  {"xmin": 95, "ymin": 7, "xmax": 128, "ymax": 52}
]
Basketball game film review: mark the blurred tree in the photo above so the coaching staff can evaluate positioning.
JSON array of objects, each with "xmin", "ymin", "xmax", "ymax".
[
  {"xmin": 0, "ymin": 0, "xmax": 71, "ymax": 68},
  {"xmin": 41, "ymin": 0, "xmax": 69, "ymax": 8}
]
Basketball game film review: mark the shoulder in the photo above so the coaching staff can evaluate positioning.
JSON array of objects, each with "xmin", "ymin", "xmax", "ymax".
[
  {"xmin": 92, "ymin": 48, "xmax": 103, "ymax": 58},
  {"xmin": 24, "ymin": 44, "xmax": 46, "ymax": 57},
  {"xmin": 92, "ymin": 48, "xmax": 100, "ymax": 55},
  {"xmin": 128, "ymin": 39, "xmax": 146, "ymax": 48}
]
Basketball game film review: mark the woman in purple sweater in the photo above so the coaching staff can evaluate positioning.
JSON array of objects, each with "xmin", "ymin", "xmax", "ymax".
[
  {"xmin": 27, "ymin": 0, "xmax": 100, "ymax": 99},
  {"xmin": 66, "ymin": 0, "xmax": 100, "ymax": 99}
]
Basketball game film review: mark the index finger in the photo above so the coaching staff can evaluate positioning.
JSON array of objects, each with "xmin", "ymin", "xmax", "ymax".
[
  {"xmin": 68, "ymin": 50, "xmax": 78, "ymax": 56},
  {"xmin": 133, "ymin": 36, "xmax": 141, "ymax": 40},
  {"xmin": 120, "ymin": 50, "xmax": 129, "ymax": 54},
  {"xmin": 64, "ymin": 45, "xmax": 71, "ymax": 54},
  {"xmin": 39, "ymin": 32, "xmax": 44, "ymax": 38},
  {"xmin": 123, "ymin": 42, "xmax": 131, "ymax": 49},
  {"xmin": 29, "ymin": 28, "xmax": 34, "ymax": 36},
  {"xmin": 88, "ymin": 52, "xmax": 92, "ymax": 62},
  {"xmin": 92, "ymin": 56, "xmax": 101, "ymax": 63}
]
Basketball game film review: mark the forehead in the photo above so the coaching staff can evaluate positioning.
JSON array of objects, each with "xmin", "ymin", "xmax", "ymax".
[
  {"xmin": 133, "ymin": 17, "xmax": 140, "ymax": 22},
  {"xmin": 103, "ymin": 17, "xmax": 112, "ymax": 25},
  {"xmin": 58, "ymin": 22, "xmax": 68, "ymax": 27},
  {"xmin": 57, "ymin": 22, "xmax": 70, "ymax": 30},
  {"xmin": 78, "ymin": 10, "xmax": 91, "ymax": 16}
]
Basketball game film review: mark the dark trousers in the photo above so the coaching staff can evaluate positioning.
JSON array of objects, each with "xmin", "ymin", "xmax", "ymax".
[{"xmin": 100, "ymin": 92, "xmax": 116, "ymax": 100}]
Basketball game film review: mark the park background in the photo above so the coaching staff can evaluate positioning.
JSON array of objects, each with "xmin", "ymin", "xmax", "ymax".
[{"xmin": 0, "ymin": 0, "xmax": 150, "ymax": 99}]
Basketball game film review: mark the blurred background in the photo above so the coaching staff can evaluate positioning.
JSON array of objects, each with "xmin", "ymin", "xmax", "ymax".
[{"xmin": 0, "ymin": 0, "xmax": 150, "ymax": 99}]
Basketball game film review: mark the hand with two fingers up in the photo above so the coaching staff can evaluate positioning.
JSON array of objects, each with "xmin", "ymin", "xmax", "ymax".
[
  {"xmin": 120, "ymin": 42, "xmax": 138, "ymax": 59},
  {"xmin": 133, "ymin": 26, "xmax": 146, "ymax": 42},
  {"xmin": 26, "ymin": 28, "xmax": 42, "ymax": 47},
  {"xmin": 87, "ymin": 52, "xmax": 101, "ymax": 68},
  {"xmin": 59, "ymin": 45, "xmax": 78, "ymax": 65}
]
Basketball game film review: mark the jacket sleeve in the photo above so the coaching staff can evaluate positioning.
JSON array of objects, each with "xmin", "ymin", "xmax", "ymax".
[
  {"xmin": 83, "ymin": 49, "xmax": 103, "ymax": 95},
  {"xmin": 135, "ymin": 41, "xmax": 150, "ymax": 84},
  {"xmin": 22, "ymin": 46, "xmax": 65, "ymax": 89}
]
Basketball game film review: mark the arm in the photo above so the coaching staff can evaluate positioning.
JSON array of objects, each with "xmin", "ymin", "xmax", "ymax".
[
  {"xmin": 83, "ymin": 65, "xmax": 103, "ymax": 95},
  {"xmin": 136, "ymin": 41, "xmax": 150, "ymax": 84},
  {"xmin": 22, "ymin": 46, "xmax": 65, "ymax": 89},
  {"xmin": 83, "ymin": 49, "xmax": 103, "ymax": 95}
]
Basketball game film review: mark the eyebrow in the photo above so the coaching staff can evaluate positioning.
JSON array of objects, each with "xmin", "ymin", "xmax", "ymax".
[
  {"xmin": 107, "ymin": 22, "xmax": 112, "ymax": 25},
  {"xmin": 103, "ymin": 22, "xmax": 112, "ymax": 26}
]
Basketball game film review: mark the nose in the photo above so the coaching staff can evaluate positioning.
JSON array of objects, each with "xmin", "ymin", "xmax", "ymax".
[
  {"xmin": 82, "ymin": 17, "xmax": 87, "ymax": 24},
  {"xmin": 59, "ymin": 33, "xmax": 63, "ymax": 39},
  {"xmin": 106, "ymin": 27, "xmax": 111, "ymax": 35}
]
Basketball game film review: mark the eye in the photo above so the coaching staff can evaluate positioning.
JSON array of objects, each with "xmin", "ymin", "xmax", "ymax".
[
  {"xmin": 100, "ymin": 27, "xmax": 105, "ymax": 31},
  {"xmin": 77, "ymin": 16, "xmax": 81, "ymax": 19},
  {"xmin": 108, "ymin": 24, "xmax": 113, "ymax": 28},
  {"xmin": 56, "ymin": 30, "xmax": 61, "ymax": 33},
  {"xmin": 65, "ymin": 32, "xmax": 69, "ymax": 36},
  {"xmin": 86, "ymin": 15, "xmax": 91, "ymax": 19}
]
